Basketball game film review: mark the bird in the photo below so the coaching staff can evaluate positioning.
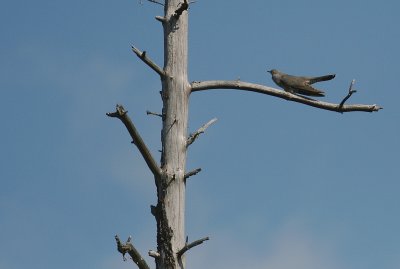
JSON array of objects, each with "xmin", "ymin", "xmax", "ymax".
[{"xmin": 267, "ymin": 69, "xmax": 335, "ymax": 97}]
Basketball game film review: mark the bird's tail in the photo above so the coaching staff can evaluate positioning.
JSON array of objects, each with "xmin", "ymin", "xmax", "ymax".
[{"xmin": 309, "ymin": 74, "xmax": 335, "ymax": 84}]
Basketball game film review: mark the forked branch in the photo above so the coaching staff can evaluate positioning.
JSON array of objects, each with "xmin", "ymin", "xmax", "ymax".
[
  {"xmin": 107, "ymin": 104, "xmax": 162, "ymax": 179},
  {"xmin": 115, "ymin": 235, "xmax": 151, "ymax": 269},
  {"xmin": 191, "ymin": 80, "xmax": 382, "ymax": 113},
  {"xmin": 132, "ymin": 46, "xmax": 165, "ymax": 78},
  {"xmin": 339, "ymin": 79, "xmax": 357, "ymax": 110}
]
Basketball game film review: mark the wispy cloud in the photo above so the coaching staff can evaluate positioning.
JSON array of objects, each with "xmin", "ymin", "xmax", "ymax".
[
  {"xmin": 258, "ymin": 221, "xmax": 346, "ymax": 269},
  {"xmin": 188, "ymin": 218, "xmax": 347, "ymax": 269}
]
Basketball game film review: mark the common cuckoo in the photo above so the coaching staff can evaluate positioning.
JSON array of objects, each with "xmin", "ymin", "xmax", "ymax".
[{"xmin": 267, "ymin": 69, "xmax": 335, "ymax": 97}]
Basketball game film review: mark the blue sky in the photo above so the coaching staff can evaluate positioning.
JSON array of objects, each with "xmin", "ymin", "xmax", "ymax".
[{"xmin": 0, "ymin": 1, "xmax": 399, "ymax": 269}]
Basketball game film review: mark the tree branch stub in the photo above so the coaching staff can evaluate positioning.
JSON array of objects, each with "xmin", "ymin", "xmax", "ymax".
[
  {"xmin": 184, "ymin": 168, "xmax": 202, "ymax": 181},
  {"xmin": 155, "ymin": 16, "xmax": 167, "ymax": 23},
  {"xmin": 147, "ymin": 110, "xmax": 163, "ymax": 118},
  {"xmin": 149, "ymin": 250, "xmax": 161, "ymax": 258}
]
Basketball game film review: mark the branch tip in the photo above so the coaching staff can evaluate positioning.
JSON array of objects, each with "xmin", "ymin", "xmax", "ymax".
[{"xmin": 131, "ymin": 46, "xmax": 165, "ymax": 77}]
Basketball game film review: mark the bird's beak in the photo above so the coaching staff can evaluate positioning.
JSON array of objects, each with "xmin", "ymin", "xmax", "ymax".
[{"xmin": 267, "ymin": 70, "xmax": 272, "ymax": 74}]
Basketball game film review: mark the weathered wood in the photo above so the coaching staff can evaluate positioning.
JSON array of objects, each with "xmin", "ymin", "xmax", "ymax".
[{"xmin": 156, "ymin": 1, "xmax": 190, "ymax": 269}]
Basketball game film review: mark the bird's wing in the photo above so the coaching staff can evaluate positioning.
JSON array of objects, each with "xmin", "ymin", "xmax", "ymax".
[
  {"xmin": 294, "ymin": 83, "xmax": 325, "ymax": 97},
  {"xmin": 281, "ymin": 74, "xmax": 325, "ymax": 97}
]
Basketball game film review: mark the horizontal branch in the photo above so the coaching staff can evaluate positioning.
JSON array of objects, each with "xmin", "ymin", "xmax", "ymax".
[
  {"xmin": 115, "ymin": 235, "xmax": 151, "ymax": 269},
  {"xmin": 132, "ymin": 46, "xmax": 165, "ymax": 78},
  {"xmin": 177, "ymin": 237, "xmax": 209, "ymax": 258},
  {"xmin": 191, "ymin": 80, "xmax": 382, "ymax": 113},
  {"xmin": 146, "ymin": 110, "xmax": 163, "ymax": 118},
  {"xmin": 107, "ymin": 104, "xmax": 162, "ymax": 179},
  {"xmin": 187, "ymin": 118, "xmax": 218, "ymax": 147}
]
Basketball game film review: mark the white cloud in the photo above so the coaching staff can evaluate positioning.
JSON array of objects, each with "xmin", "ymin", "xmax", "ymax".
[
  {"xmin": 258, "ymin": 223, "xmax": 344, "ymax": 269},
  {"xmin": 187, "ymin": 218, "xmax": 347, "ymax": 269}
]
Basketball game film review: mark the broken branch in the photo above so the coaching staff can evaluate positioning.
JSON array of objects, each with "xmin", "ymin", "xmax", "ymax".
[
  {"xmin": 115, "ymin": 235, "xmax": 151, "ymax": 269},
  {"xmin": 107, "ymin": 104, "xmax": 162, "ymax": 179},
  {"xmin": 132, "ymin": 46, "xmax": 165, "ymax": 78},
  {"xmin": 155, "ymin": 16, "xmax": 166, "ymax": 23},
  {"xmin": 177, "ymin": 236, "xmax": 209, "ymax": 258},
  {"xmin": 190, "ymin": 80, "xmax": 382, "ymax": 113},
  {"xmin": 184, "ymin": 168, "xmax": 202, "ymax": 180},
  {"xmin": 148, "ymin": 250, "xmax": 160, "ymax": 258},
  {"xmin": 187, "ymin": 118, "xmax": 217, "ymax": 147}
]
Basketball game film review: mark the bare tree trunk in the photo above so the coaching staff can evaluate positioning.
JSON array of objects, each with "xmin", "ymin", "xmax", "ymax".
[{"xmin": 157, "ymin": 1, "xmax": 189, "ymax": 269}]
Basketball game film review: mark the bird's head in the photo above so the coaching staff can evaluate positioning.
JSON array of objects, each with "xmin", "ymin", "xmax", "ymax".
[{"xmin": 267, "ymin": 69, "xmax": 279, "ymax": 75}]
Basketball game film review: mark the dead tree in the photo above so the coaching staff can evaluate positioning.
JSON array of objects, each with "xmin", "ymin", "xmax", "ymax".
[{"xmin": 107, "ymin": 1, "xmax": 382, "ymax": 269}]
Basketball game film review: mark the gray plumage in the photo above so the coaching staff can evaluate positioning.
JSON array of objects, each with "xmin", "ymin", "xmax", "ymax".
[{"xmin": 267, "ymin": 69, "xmax": 335, "ymax": 97}]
